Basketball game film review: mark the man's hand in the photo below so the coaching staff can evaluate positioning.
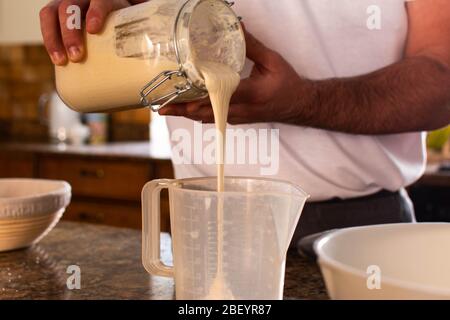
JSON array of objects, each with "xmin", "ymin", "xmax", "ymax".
[
  {"xmin": 159, "ymin": 30, "xmax": 308, "ymax": 125},
  {"xmin": 39, "ymin": 0, "xmax": 146, "ymax": 65},
  {"xmin": 162, "ymin": 0, "xmax": 450, "ymax": 134}
]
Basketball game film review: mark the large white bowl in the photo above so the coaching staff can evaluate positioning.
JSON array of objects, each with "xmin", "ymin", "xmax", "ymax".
[
  {"xmin": 315, "ymin": 223, "xmax": 450, "ymax": 300},
  {"xmin": 0, "ymin": 179, "xmax": 71, "ymax": 251}
]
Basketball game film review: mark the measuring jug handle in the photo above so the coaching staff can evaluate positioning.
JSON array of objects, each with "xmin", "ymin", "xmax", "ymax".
[{"xmin": 141, "ymin": 179, "xmax": 174, "ymax": 278}]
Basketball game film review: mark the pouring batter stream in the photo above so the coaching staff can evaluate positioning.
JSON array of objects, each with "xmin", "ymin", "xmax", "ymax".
[{"xmin": 197, "ymin": 61, "xmax": 240, "ymax": 299}]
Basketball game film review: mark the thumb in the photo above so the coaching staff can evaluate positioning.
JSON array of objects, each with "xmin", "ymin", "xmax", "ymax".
[
  {"xmin": 231, "ymin": 77, "xmax": 259, "ymax": 104},
  {"xmin": 244, "ymin": 29, "xmax": 278, "ymax": 70}
]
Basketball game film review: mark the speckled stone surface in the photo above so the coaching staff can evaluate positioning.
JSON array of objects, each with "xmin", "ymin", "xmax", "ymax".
[{"xmin": 0, "ymin": 222, "xmax": 328, "ymax": 300}]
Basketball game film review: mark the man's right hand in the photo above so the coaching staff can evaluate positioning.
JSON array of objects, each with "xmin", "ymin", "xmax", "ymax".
[{"xmin": 39, "ymin": 0, "xmax": 146, "ymax": 65}]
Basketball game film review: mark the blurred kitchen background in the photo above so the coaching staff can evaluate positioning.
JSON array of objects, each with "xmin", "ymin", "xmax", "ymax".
[
  {"xmin": 0, "ymin": 0, "xmax": 174, "ymax": 231},
  {"xmin": 0, "ymin": 1, "xmax": 448, "ymax": 230}
]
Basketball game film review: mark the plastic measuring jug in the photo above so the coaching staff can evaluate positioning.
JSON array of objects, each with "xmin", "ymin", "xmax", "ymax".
[
  {"xmin": 142, "ymin": 177, "xmax": 309, "ymax": 300},
  {"xmin": 55, "ymin": 0, "xmax": 245, "ymax": 113}
]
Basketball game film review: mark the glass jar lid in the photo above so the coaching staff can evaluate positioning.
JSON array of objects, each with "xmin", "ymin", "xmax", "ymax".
[{"xmin": 175, "ymin": 0, "xmax": 246, "ymax": 90}]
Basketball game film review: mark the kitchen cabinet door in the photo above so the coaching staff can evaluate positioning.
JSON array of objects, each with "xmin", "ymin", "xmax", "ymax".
[
  {"xmin": 64, "ymin": 198, "xmax": 171, "ymax": 232},
  {"xmin": 38, "ymin": 155, "xmax": 154, "ymax": 201},
  {"xmin": 0, "ymin": 152, "xmax": 34, "ymax": 177}
]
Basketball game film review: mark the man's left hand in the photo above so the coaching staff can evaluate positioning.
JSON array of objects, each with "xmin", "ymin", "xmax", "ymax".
[{"xmin": 159, "ymin": 30, "xmax": 308, "ymax": 125}]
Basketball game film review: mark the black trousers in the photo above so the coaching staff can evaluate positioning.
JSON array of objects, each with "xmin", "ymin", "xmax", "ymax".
[{"xmin": 290, "ymin": 189, "xmax": 416, "ymax": 248}]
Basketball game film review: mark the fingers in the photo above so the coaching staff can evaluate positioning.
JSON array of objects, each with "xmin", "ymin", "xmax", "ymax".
[
  {"xmin": 159, "ymin": 103, "xmax": 215, "ymax": 123},
  {"xmin": 244, "ymin": 30, "xmax": 281, "ymax": 71},
  {"xmin": 227, "ymin": 117, "xmax": 248, "ymax": 125},
  {"xmin": 86, "ymin": 0, "xmax": 129, "ymax": 34},
  {"xmin": 40, "ymin": 0, "xmax": 130, "ymax": 65},
  {"xmin": 185, "ymin": 98, "xmax": 212, "ymax": 114},
  {"xmin": 159, "ymin": 98, "xmax": 211, "ymax": 117},
  {"xmin": 188, "ymin": 104, "xmax": 215, "ymax": 122},
  {"xmin": 40, "ymin": 0, "xmax": 67, "ymax": 65},
  {"xmin": 58, "ymin": 0, "xmax": 90, "ymax": 62},
  {"xmin": 158, "ymin": 102, "xmax": 256, "ymax": 125},
  {"xmin": 158, "ymin": 104, "xmax": 184, "ymax": 116}
]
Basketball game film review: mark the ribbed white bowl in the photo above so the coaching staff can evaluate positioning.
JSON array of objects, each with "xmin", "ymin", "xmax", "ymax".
[
  {"xmin": 315, "ymin": 223, "xmax": 450, "ymax": 300},
  {"xmin": 0, "ymin": 179, "xmax": 71, "ymax": 251}
]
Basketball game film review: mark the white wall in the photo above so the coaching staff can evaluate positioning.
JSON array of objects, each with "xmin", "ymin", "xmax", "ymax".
[{"xmin": 0, "ymin": 0, "xmax": 50, "ymax": 44}]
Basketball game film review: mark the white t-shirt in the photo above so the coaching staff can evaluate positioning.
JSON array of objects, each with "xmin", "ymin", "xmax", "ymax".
[{"xmin": 165, "ymin": 0, "xmax": 426, "ymax": 201}]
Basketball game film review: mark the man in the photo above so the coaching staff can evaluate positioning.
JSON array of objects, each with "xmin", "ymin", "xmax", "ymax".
[{"xmin": 40, "ymin": 0, "xmax": 450, "ymax": 245}]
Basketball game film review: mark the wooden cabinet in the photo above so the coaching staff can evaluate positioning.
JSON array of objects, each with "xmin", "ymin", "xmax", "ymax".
[
  {"xmin": 38, "ymin": 156, "xmax": 153, "ymax": 201},
  {"xmin": 0, "ymin": 152, "xmax": 34, "ymax": 177},
  {"xmin": 0, "ymin": 143, "xmax": 174, "ymax": 231},
  {"xmin": 64, "ymin": 199, "xmax": 143, "ymax": 229},
  {"xmin": 64, "ymin": 197, "xmax": 171, "ymax": 231}
]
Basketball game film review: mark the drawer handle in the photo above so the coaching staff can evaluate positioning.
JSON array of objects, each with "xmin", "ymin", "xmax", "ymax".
[
  {"xmin": 79, "ymin": 212, "xmax": 104, "ymax": 223},
  {"xmin": 79, "ymin": 169, "xmax": 105, "ymax": 179}
]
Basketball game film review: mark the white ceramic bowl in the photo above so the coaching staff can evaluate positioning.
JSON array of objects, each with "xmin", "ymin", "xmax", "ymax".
[
  {"xmin": 315, "ymin": 223, "xmax": 450, "ymax": 300},
  {"xmin": 0, "ymin": 179, "xmax": 71, "ymax": 251}
]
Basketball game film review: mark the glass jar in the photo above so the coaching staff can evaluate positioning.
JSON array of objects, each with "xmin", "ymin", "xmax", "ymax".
[{"xmin": 55, "ymin": 0, "xmax": 245, "ymax": 113}]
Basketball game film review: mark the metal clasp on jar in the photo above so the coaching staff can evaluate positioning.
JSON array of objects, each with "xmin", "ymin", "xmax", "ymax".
[
  {"xmin": 140, "ymin": 0, "xmax": 241, "ymax": 112},
  {"xmin": 139, "ymin": 70, "xmax": 192, "ymax": 112}
]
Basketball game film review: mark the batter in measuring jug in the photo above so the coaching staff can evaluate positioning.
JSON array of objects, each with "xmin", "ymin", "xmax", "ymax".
[{"xmin": 197, "ymin": 61, "xmax": 240, "ymax": 299}]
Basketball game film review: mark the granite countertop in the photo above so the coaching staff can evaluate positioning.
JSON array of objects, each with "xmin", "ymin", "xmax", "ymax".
[
  {"xmin": 0, "ymin": 142, "xmax": 172, "ymax": 161},
  {"xmin": 0, "ymin": 222, "xmax": 328, "ymax": 300}
]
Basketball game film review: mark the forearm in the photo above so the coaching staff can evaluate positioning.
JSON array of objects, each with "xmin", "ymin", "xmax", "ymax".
[{"xmin": 294, "ymin": 56, "xmax": 450, "ymax": 134}]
